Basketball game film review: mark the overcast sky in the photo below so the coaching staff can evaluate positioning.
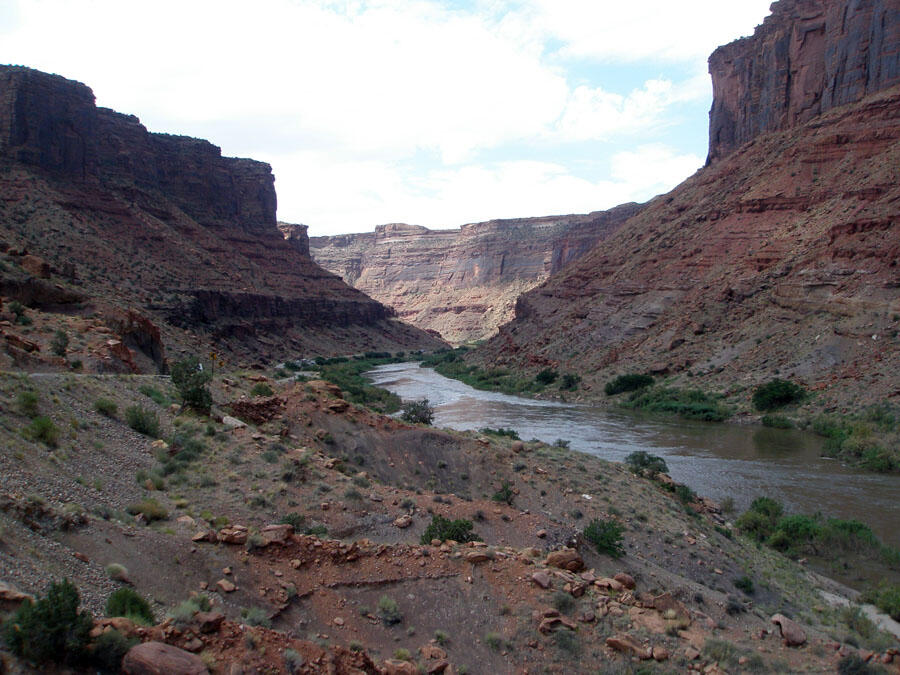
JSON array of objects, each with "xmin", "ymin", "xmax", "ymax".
[{"xmin": 2, "ymin": 0, "xmax": 772, "ymax": 236}]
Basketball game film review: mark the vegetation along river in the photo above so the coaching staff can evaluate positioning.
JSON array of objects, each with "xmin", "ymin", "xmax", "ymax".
[{"xmin": 367, "ymin": 362, "xmax": 900, "ymax": 549}]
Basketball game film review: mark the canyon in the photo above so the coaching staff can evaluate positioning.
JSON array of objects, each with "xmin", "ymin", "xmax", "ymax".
[
  {"xmin": 0, "ymin": 66, "xmax": 442, "ymax": 371},
  {"xmin": 473, "ymin": 0, "xmax": 900, "ymax": 414},
  {"xmin": 308, "ymin": 204, "xmax": 641, "ymax": 344}
]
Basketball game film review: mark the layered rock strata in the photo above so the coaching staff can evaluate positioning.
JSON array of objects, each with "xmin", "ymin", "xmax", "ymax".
[
  {"xmin": 708, "ymin": 0, "xmax": 900, "ymax": 162},
  {"xmin": 0, "ymin": 66, "xmax": 443, "ymax": 362},
  {"xmin": 309, "ymin": 204, "xmax": 642, "ymax": 343}
]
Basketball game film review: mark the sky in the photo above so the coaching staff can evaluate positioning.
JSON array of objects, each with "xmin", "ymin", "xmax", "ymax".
[{"xmin": 1, "ymin": 0, "xmax": 772, "ymax": 236}]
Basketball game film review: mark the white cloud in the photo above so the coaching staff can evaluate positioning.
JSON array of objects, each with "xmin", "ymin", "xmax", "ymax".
[{"xmin": 1, "ymin": 0, "xmax": 766, "ymax": 233}]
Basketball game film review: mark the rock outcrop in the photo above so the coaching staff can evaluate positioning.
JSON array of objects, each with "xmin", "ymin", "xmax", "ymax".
[
  {"xmin": 277, "ymin": 221, "xmax": 310, "ymax": 257},
  {"xmin": 309, "ymin": 204, "xmax": 642, "ymax": 343},
  {"xmin": 473, "ymin": 1, "xmax": 900, "ymax": 411},
  {"xmin": 0, "ymin": 66, "xmax": 444, "ymax": 363},
  {"xmin": 708, "ymin": 0, "xmax": 900, "ymax": 162}
]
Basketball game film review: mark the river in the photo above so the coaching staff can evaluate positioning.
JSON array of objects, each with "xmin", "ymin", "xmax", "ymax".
[{"xmin": 367, "ymin": 362, "xmax": 900, "ymax": 549}]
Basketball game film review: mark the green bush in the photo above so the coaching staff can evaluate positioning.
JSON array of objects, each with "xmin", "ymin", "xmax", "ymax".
[
  {"xmin": 605, "ymin": 374, "xmax": 653, "ymax": 396},
  {"xmin": 91, "ymin": 629, "xmax": 137, "ymax": 672},
  {"xmin": 735, "ymin": 497, "xmax": 783, "ymax": 542},
  {"xmin": 862, "ymin": 583, "xmax": 900, "ymax": 621},
  {"xmin": 625, "ymin": 451, "xmax": 668, "ymax": 476},
  {"xmin": 24, "ymin": 416, "xmax": 59, "ymax": 447},
  {"xmin": 2, "ymin": 579, "xmax": 92, "ymax": 665},
  {"xmin": 170, "ymin": 356, "xmax": 212, "ymax": 412},
  {"xmin": 126, "ymin": 498, "xmax": 168, "ymax": 522},
  {"xmin": 420, "ymin": 515, "xmax": 481, "ymax": 544},
  {"xmin": 51, "ymin": 330, "xmax": 69, "ymax": 357},
  {"xmin": 250, "ymin": 382, "xmax": 274, "ymax": 397},
  {"xmin": 535, "ymin": 368, "xmax": 558, "ymax": 386},
  {"xmin": 624, "ymin": 386, "xmax": 730, "ymax": 421},
  {"xmin": 400, "ymin": 398, "xmax": 434, "ymax": 425},
  {"xmin": 479, "ymin": 427, "xmax": 520, "ymax": 439},
  {"xmin": 752, "ymin": 379, "xmax": 805, "ymax": 411},
  {"xmin": 106, "ymin": 588, "xmax": 154, "ymax": 625},
  {"xmin": 559, "ymin": 373, "xmax": 581, "ymax": 391},
  {"xmin": 17, "ymin": 390, "xmax": 40, "ymax": 417},
  {"xmin": 761, "ymin": 414, "xmax": 793, "ymax": 428},
  {"xmin": 125, "ymin": 406, "xmax": 159, "ymax": 437},
  {"xmin": 492, "ymin": 480, "xmax": 515, "ymax": 505},
  {"xmin": 240, "ymin": 606, "xmax": 271, "ymax": 628},
  {"xmin": 138, "ymin": 385, "xmax": 168, "ymax": 406},
  {"xmin": 377, "ymin": 595, "xmax": 402, "ymax": 625},
  {"xmin": 583, "ymin": 518, "xmax": 624, "ymax": 557},
  {"xmin": 733, "ymin": 576, "xmax": 754, "ymax": 595},
  {"xmin": 94, "ymin": 398, "xmax": 118, "ymax": 417}
]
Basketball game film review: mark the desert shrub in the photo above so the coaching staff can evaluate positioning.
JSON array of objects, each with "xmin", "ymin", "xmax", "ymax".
[
  {"xmin": 625, "ymin": 451, "xmax": 668, "ymax": 477},
  {"xmin": 125, "ymin": 406, "xmax": 160, "ymax": 437},
  {"xmin": 752, "ymin": 379, "xmax": 805, "ymax": 411},
  {"xmin": 735, "ymin": 497, "xmax": 783, "ymax": 542},
  {"xmin": 126, "ymin": 498, "xmax": 168, "ymax": 522},
  {"xmin": 838, "ymin": 654, "xmax": 883, "ymax": 674},
  {"xmin": 93, "ymin": 398, "xmax": 117, "ymax": 417},
  {"xmin": 492, "ymin": 480, "xmax": 515, "ymax": 505},
  {"xmin": 23, "ymin": 415, "xmax": 59, "ymax": 447},
  {"xmin": 377, "ymin": 595, "xmax": 402, "ymax": 625},
  {"xmin": 559, "ymin": 373, "xmax": 581, "ymax": 391},
  {"xmin": 17, "ymin": 390, "xmax": 40, "ymax": 417},
  {"xmin": 400, "ymin": 398, "xmax": 434, "ymax": 425},
  {"xmin": 624, "ymin": 385, "xmax": 731, "ymax": 421},
  {"xmin": 734, "ymin": 576, "xmax": 754, "ymax": 595},
  {"xmin": 553, "ymin": 438, "xmax": 570, "ymax": 448},
  {"xmin": 605, "ymin": 373, "xmax": 653, "ymax": 396},
  {"xmin": 535, "ymin": 368, "xmax": 558, "ymax": 386},
  {"xmin": 484, "ymin": 632, "xmax": 503, "ymax": 650},
  {"xmin": 283, "ymin": 648, "xmax": 305, "ymax": 673},
  {"xmin": 105, "ymin": 563, "xmax": 129, "ymax": 582},
  {"xmin": 240, "ymin": 606, "xmax": 271, "ymax": 628},
  {"xmin": 420, "ymin": 515, "xmax": 481, "ymax": 544},
  {"xmin": 553, "ymin": 628, "xmax": 580, "ymax": 656},
  {"xmin": 170, "ymin": 356, "xmax": 212, "ymax": 412},
  {"xmin": 703, "ymin": 638, "xmax": 740, "ymax": 667},
  {"xmin": 250, "ymin": 382, "xmax": 274, "ymax": 397},
  {"xmin": 862, "ymin": 583, "xmax": 900, "ymax": 621},
  {"xmin": 551, "ymin": 591, "xmax": 575, "ymax": 614},
  {"xmin": 106, "ymin": 588, "xmax": 154, "ymax": 625},
  {"xmin": 479, "ymin": 427, "xmax": 520, "ymax": 439},
  {"xmin": 138, "ymin": 385, "xmax": 168, "ymax": 406},
  {"xmin": 51, "ymin": 330, "xmax": 69, "ymax": 357},
  {"xmin": 2, "ymin": 578, "xmax": 92, "ymax": 665},
  {"xmin": 818, "ymin": 518, "xmax": 879, "ymax": 554},
  {"xmin": 9, "ymin": 300, "xmax": 29, "ymax": 325},
  {"xmin": 91, "ymin": 628, "xmax": 137, "ymax": 672},
  {"xmin": 583, "ymin": 518, "xmax": 625, "ymax": 557},
  {"xmin": 279, "ymin": 512, "xmax": 306, "ymax": 530},
  {"xmin": 761, "ymin": 413, "xmax": 794, "ymax": 428}
]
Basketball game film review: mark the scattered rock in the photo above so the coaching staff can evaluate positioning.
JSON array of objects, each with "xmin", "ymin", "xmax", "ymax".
[
  {"xmin": 217, "ymin": 527, "xmax": 248, "ymax": 545},
  {"xmin": 531, "ymin": 571, "xmax": 552, "ymax": 589},
  {"xmin": 261, "ymin": 523, "xmax": 293, "ymax": 544},
  {"xmin": 536, "ymin": 529, "xmax": 547, "ymax": 539},
  {"xmin": 393, "ymin": 514, "xmax": 413, "ymax": 529},
  {"xmin": 216, "ymin": 579, "xmax": 236, "ymax": 593},
  {"xmin": 221, "ymin": 415, "xmax": 247, "ymax": 429},
  {"xmin": 652, "ymin": 646, "xmax": 669, "ymax": 661},
  {"xmin": 465, "ymin": 551, "xmax": 491, "ymax": 564},
  {"xmin": 652, "ymin": 592, "xmax": 691, "ymax": 625},
  {"xmin": 511, "ymin": 441, "xmax": 525, "ymax": 453},
  {"xmin": 606, "ymin": 634, "xmax": 651, "ymax": 660},
  {"xmin": 544, "ymin": 549, "xmax": 584, "ymax": 572},
  {"xmin": 613, "ymin": 572, "xmax": 636, "ymax": 589},
  {"xmin": 382, "ymin": 659, "xmax": 419, "ymax": 675},
  {"xmin": 122, "ymin": 641, "xmax": 208, "ymax": 675},
  {"xmin": 771, "ymin": 613, "xmax": 807, "ymax": 646},
  {"xmin": 192, "ymin": 611, "xmax": 224, "ymax": 634}
]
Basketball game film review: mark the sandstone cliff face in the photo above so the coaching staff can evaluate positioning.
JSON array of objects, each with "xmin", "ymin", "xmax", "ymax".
[
  {"xmin": 277, "ymin": 222, "xmax": 310, "ymax": 257},
  {"xmin": 476, "ymin": 84, "xmax": 900, "ymax": 409},
  {"xmin": 0, "ymin": 66, "xmax": 443, "ymax": 363},
  {"xmin": 708, "ymin": 0, "xmax": 900, "ymax": 162},
  {"xmin": 309, "ymin": 205, "xmax": 642, "ymax": 343}
]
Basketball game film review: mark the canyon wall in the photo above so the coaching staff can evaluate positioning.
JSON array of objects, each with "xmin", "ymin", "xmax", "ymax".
[
  {"xmin": 474, "ymin": 0, "xmax": 900, "ymax": 412},
  {"xmin": 309, "ymin": 204, "xmax": 642, "ymax": 343},
  {"xmin": 0, "ymin": 66, "xmax": 444, "ymax": 362},
  {"xmin": 708, "ymin": 0, "xmax": 900, "ymax": 162}
]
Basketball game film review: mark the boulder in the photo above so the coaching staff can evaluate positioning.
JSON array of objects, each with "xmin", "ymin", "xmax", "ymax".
[
  {"xmin": 531, "ymin": 571, "xmax": 552, "ymax": 589},
  {"xmin": 606, "ymin": 634, "xmax": 651, "ymax": 660},
  {"xmin": 193, "ymin": 611, "xmax": 225, "ymax": 633},
  {"xmin": 0, "ymin": 581, "xmax": 33, "ymax": 612},
  {"xmin": 652, "ymin": 592, "xmax": 691, "ymax": 625},
  {"xmin": 382, "ymin": 659, "xmax": 419, "ymax": 675},
  {"xmin": 771, "ymin": 613, "xmax": 807, "ymax": 646},
  {"xmin": 544, "ymin": 549, "xmax": 584, "ymax": 572},
  {"xmin": 465, "ymin": 551, "xmax": 491, "ymax": 564},
  {"xmin": 261, "ymin": 523, "xmax": 293, "ymax": 544},
  {"xmin": 122, "ymin": 641, "xmax": 208, "ymax": 674},
  {"xmin": 613, "ymin": 572, "xmax": 636, "ymax": 589},
  {"xmin": 393, "ymin": 514, "xmax": 413, "ymax": 529}
]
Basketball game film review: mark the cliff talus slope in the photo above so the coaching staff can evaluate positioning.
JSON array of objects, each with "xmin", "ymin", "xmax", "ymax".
[
  {"xmin": 0, "ymin": 66, "xmax": 443, "ymax": 368},
  {"xmin": 309, "ymin": 204, "xmax": 641, "ymax": 343}
]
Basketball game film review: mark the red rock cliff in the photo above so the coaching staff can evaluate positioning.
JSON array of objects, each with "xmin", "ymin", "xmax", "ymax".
[
  {"xmin": 708, "ymin": 0, "xmax": 900, "ymax": 162},
  {"xmin": 309, "ymin": 204, "xmax": 642, "ymax": 343}
]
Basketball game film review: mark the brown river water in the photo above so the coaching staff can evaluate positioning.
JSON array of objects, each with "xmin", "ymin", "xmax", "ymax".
[{"xmin": 367, "ymin": 362, "xmax": 900, "ymax": 549}]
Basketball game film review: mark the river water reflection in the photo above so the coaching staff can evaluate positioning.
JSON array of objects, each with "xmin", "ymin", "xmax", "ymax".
[{"xmin": 367, "ymin": 362, "xmax": 900, "ymax": 548}]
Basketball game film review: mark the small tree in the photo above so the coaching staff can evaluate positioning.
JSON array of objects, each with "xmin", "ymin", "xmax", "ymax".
[
  {"xmin": 625, "ymin": 451, "xmax": 668, "ymax": 477},
  {"xmin": 583, "ymin": 518, "xmax": 625, "ymax": 557},
  {"xmin": 752, "ymin": 379, "xmax": 805, "ymax": 411},
  {"xmin": 400, "ymin": 398, "xmax": 434, "ymax": 425},
  {"xmin": 170, "ymin": 356, "xmax": 212, "ymax": 412},
  {"xmin": 2, "ymin": 579, "xmax": 92, "ymax": 665},
  {"xmin": 51, "ymin": 330, "xmax": 69, "ymax": 356}
]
